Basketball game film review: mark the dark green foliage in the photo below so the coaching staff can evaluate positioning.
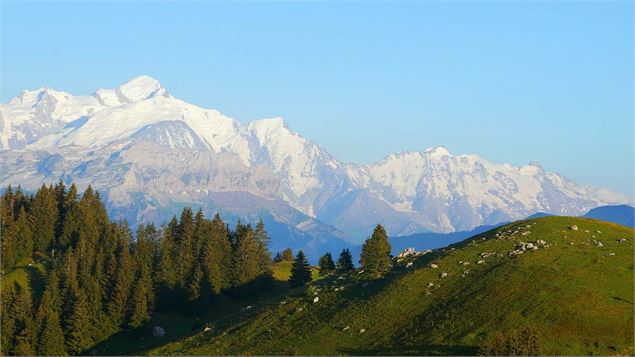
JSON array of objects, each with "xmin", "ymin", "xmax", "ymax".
[
  {"xmin": 36, "ymin": 288, "xmax": 67, "ymax": 356},
  {"xmin": 254, "ymin": 219, "xmax": 272, "ymax": 273},
  {"xmin": 11, "ymin": 284, "xmax": 35, "ymax": 356},
  {"xmin": 336, "ymin": 248, "xmax": 354, "ymax": 272},
  {"xmin": 289, "ymin": 251, "xmax": 312, "ymax": 287},
  {"xmin": 0, "ymin": 183, "xmax": 276, "ymax": 355},
  {"xmin": 318, "ymin": 252, "xmax": 335, "ymax": 276},
  {"xmin": 359, "ymin": 224, "xmax": 392, "ymax": 278},
  {"xmin": 65, "ymin": 289, "xmax": 92, "ymax": 355},
  {"xmin": 30, "ymin": 184, "xmax": 58, "ymax": 252},
  {"xmin": 232, "ymin": 225, "xmax": 261, "ymax": 287}
]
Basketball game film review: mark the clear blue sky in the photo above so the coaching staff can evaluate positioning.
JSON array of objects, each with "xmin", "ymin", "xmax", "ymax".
[{"xmin": 1, "ymin": 1, "xmax": 633, "ymax": 197}]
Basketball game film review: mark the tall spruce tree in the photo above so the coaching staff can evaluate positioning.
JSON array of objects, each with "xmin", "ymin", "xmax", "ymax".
[
  {"xmin": 318, "ymin": 252, "xmax": 336, "ymax": 276},
  {"xmin": 254, "ymin": 219, "xmax": 272, "ymax": 273},
  {"xmin": 11, "ymin": 284, "xmax": 35, "ymax": 356},
  {"xmin": 36, "ymin": 288, "xmax": 67, "ymax": 356},
  {"xmin": 231, "ymin": 226, "xmax": 261, "ymax": 287},
  {"xmin": 65, "ymin": 288, "xmax": 92, "ymax": 355},
  {"xmin": 289, "ymin": 251, "xmax": 312, "ymax": 287},
  {"xmin": 1, "ymin": 285, "xmax": 16, "ymax": 355},
  {"xmin": 359, "ymin": 224, "xmax": 392, "ymax": 278},
  {"xmin": 30, "ymin": 184, "xmax": 58, "ymax": 252},
  {"xmin": 336, "ymin": 249, "xmax": 354, "ymax": 273},
  {"xmin": 13, "ymin": 206, "xmax": 34, "ymax": 265}
]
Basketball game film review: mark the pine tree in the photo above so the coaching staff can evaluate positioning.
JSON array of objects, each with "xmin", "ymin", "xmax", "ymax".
[
  {"xmin": 318, "ymin": 252, "xmax": 335, "ymax": 276},
  {"xmin": 107, "ymin": 235, "xmax": 133, "ymax": 327},
  {"xmin": 232, "ymin": 226, "xmax": 261, "ymax": 287},
  {"xmin": 36, "ymin": 288, "xmax": 67, "ymax": 356},
  {"xmin": 13, "ymin": 206, "xmax": 34, "ymax": 265},
  {"xmin": 281, "ymin": 248, "xmax": 294, "ymax": 262},
  {"xmin": 30, "ymin": 184, "xmax": 58, "ymax": 252},
  {"xmin": 128, "ymin": 265, "xmax": 153, "ymax": 328},
  {"xmin": 289, "ymin": 251, "xmax": 312, "ymax": 287},
  {"xmin": 254, "ymin": 219, "xmax": 272, "ymax": 273},
  {"xmin": 1, "ymin": 285, "xmax": 16, "ymax": 355},
  {"xmin": 336, "ymin": 249, "xmax": 354, "ymax": 273},
  {"xmin": 65, "ymin": 288, "xmax": 93, "ymax": 355},
  {"xmin": 359, "ymin": 224, "xmax": 392, "ymax": 278},
  {"xmin": 11, "ymin": 284, "xmax": 35, "ymax": 356}
]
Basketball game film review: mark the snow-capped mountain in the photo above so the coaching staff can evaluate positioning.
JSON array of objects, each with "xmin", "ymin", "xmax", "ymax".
[{"xmin": 1, "ymin": 76, "xmax": 630, "ymax": 252}]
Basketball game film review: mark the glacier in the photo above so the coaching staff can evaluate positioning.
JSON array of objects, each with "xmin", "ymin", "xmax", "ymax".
[{"xmin": 1, "ymin": 75, "xmax": 630, "ymax": 257}]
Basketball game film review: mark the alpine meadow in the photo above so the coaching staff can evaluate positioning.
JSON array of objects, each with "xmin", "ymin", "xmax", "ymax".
[{"xmin": 1, "ymin": 1, "xmax": 633, "ymax": 356}]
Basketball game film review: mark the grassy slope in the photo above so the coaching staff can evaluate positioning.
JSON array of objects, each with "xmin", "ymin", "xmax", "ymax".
[
  {"xmin": 1, "ymin": 253, "xmax": 48, "ymax": 300},
  {"xmin": 150, "ymin": 217, "xmax": 634, "ymax": 356},
  {"xmin": 94, "ymin": 261, "xmax": 320, "ymax": 355}
]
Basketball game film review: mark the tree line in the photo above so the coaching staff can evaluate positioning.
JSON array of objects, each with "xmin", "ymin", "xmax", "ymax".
[
  {"xmin": 0, "ymin": 183, "xmax": 395, "ymax": 356},
  {"xmin": 0, "ymin": 183, "xmax": 274, "ymax": 356}
]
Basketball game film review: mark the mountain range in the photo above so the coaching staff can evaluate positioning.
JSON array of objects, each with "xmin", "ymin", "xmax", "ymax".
[{"xmin": 1, "ymin": 75, "xmax": 630, "ymax": 257}]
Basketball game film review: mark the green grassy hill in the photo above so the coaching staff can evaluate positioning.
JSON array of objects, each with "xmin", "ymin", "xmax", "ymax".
[
  {"xmin": 149, "ymin": 216, "xmax": 634, "ymax": 356},
  {"xmin": 92, "ymin": 260, "xmax": 319, "ymax": 355}
]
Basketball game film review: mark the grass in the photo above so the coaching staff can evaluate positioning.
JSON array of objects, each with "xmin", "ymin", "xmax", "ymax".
[
  {"xmin": 149, "ymin": 216, "xmax": 634, "ymax": 356},
  {"xmin": 93, "ymin": 261, "xmax": 321, "ymax": 355},
  {"xmin": 1, "ymin": 252, "xmax": 49, "ymax": 301},
  {"xmin": 271, "ymin": 261, "xmax": 321, "ymax": 282}
]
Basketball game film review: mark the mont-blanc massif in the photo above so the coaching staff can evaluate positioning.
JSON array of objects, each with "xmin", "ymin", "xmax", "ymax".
[{"xmin": 1, "ymin": 2, "xmax": 633, "ymax": 357}]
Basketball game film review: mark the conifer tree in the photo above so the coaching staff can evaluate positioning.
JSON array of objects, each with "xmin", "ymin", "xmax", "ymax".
[
  {"xmin": 31, "ymin": 184, "xmax": 58, "ymax": 252},
  {"xmin": 289, "ymin": 251, "xmax": 312, "ymax": 287},
  {"xmin": 107, "ymin": 237, "xmax": 133, "ymax": 327},
  {"xmin": 254, "ymin": 219, "xmax": 272, "ymax": 273},
  {"xmin": 11, "ymin": 284, "xmax": 35, "ymax": 356},
  {"xmin": 13, "ymin": 206, "xmax": 34, "ymax": 265},
  {"xmin": 36, "ymin": 288, "xmax": 67, "ymax": 356},
  {"xmin": 359, "ymin": 224, "xmax": 392, "ymax": 278},
  {"xmin": 128, "ymin": 265, "xmax": 153, "ymax": 328},
  {"xmin": 1, "ymin": 285, "xmax": 16, "ymax": 355},
  {"xmin": 232, "ymin": 226, "xmax": 261, "ymax": 287},
  {"xmin": 65, "ymin": 288, "xmax": 93, "ymax": 355},
  {"xmin": 281, "ymin": 248, "xmax": 294, "ymax": 262},
  {"xmin": 318, "ymin": 252, "xmax": 336, "ymax": 276},
  {"xmin": 336, "ymin": 248, "xmax": 354, "ymax": 273}
]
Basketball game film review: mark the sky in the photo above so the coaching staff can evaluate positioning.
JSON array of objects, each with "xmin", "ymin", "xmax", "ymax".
[{"xmin": 1, "ymin": 1, "xmax": 633, "ymax": 197}]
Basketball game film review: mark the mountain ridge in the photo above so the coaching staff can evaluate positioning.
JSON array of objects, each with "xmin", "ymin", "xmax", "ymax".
[{"xmin": 1, "ymin": 76, "xmax": 631, "ymax": 250}]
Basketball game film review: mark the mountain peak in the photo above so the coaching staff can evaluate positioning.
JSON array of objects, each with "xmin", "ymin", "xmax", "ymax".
[
  {"xmin": 424, "ymin": 146, "xmax": 451, "ymax": 157},
  {"xmin": 116, "ymin": 75, "xmax": 167, "ymax": 102}
]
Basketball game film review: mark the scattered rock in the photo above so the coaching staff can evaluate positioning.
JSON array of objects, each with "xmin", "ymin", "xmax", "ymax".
[
  {"xmin": 359, "ymin": 329, "xmax": 366, "ymax": 334},
  {"xmin": 342, "ymin": 326, "xmax": 350, "ymax": 331},
  {"xmin": 618, "ymin": 238, "xmax": 628, "ymax": 243},
  {"xmin": 595, "ymin": 241, "xmax": 604, "ymax": 247},
  {"xmin": 406, "ymin": 262, "xmax": 413, "ymax": 268},
  {"xmin": 153, "ymin": 326, "xmax": 165, "ymax": 337},
  {"xmin": 440, "ymin": 272, "xmax": 448, "ymax": 278},
  {"xmin": 477, "ymin": 260, "xmax": 485, "ymax": 264},
  {"xmin": 297, "ymin": 307, "xmax": 303, "ymax": 312},
  {"xmin": 606, "ymin": 252, "xmax": 616, "ymax": 257},
  {"xmin": 462, "ymin": 261, "xmax": 470, "ymax": 265},
  {"xmin": 313, "ymin": 297, "xmax": 319, "ymax": 303},
  {"xmin": 596, "ymin": 230, "xmax": 602, "ymax": 234},
  {"xmin": 522, "ymin": 231, "xmax": 532, "ymax": 236},
  {"xmin": 570, "ymin": 225, "xmax": 579, "ymax": 231},
  {"xmin": 203, "ymin": 326, "xmax": 212, "ymax": 332},
  {"xmin": 397, "ymin": 247, "xmax": 418, "ymax": 258},
  {"xmin": 358, "ymin": 270, "xmax": 364, "ymax": 274},
  {"xmin": 427, "ymin": 282, "xmax": 434, "ymax": 287},
  {"xmin": 430, "ymin": 264, "xmax": 438, "ymax": 269}
]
